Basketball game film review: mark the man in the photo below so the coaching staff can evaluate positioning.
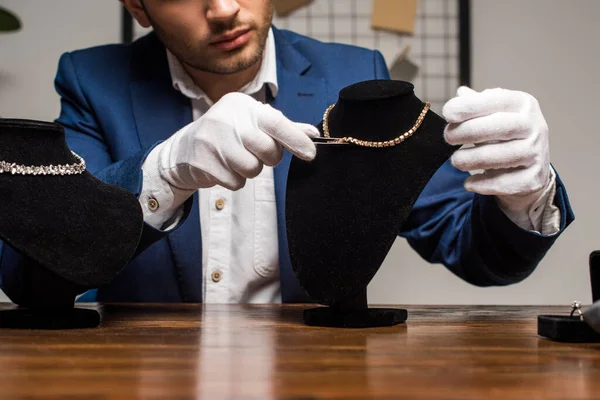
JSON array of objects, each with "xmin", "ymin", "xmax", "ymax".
[{"xmin": 0, "ymin": 0, "xmax": 574, "ymax": 303}]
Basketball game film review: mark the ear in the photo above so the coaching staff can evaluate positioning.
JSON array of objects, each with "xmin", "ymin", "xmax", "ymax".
[{"xmin": 120, "ymin": 0, "xmax": 152, "ymax": 28}]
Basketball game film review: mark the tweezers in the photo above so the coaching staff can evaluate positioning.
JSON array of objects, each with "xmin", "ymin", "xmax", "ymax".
[{"xmin": 311, "ymin": 137, "xmax": 350, "ymax": 145}]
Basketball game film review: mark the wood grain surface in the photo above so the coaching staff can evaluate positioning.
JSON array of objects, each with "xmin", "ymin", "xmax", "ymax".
[{"xmin": 0, "ymin": 303, "xmax": 598, "ymax": 400}]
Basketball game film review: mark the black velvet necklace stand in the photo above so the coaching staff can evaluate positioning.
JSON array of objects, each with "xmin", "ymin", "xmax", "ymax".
[
  {"xmin": 286, "ymin": 80, "xmax": 458, "ymax": 328},
  {"xmin": 0, "ymin": 119, "xmax": 144, "ymax": 329}
]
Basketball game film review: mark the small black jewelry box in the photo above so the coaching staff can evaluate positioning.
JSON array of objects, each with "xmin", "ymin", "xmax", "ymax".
[
  {"xmin": 537, "ymin": 251, "xmax": 600, "ymax": 342},
  {"xmin": 538, "ymin": 315, "xmax": 600, "ymax": 343}
]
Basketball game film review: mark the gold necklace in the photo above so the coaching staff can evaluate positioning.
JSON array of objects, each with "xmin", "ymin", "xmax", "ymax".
[{"xmin": 322, "ymin": 102, "xmax": 430, "ymax": 147}]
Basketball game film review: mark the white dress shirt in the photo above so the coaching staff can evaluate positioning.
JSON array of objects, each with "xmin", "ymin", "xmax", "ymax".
[
  {"xmin": 139, "ymin": 29, "xmax": 562, "ymax": 304},
  {"xmin": 142, "ymin": 28, "xmax": 281, "ymax": 304}
]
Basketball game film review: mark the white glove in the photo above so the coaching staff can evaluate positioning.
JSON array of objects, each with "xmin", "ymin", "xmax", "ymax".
[
  {"xmin": 156, "ymin": 92, "xmax": 318, "ymax": 192},
  {"xmin": 443, "ymin": 87, "xmax": 559, "ymax": 233},
  {"xmin": 140, "ymin": 92, "xmax": 318, "ymax": 230}
]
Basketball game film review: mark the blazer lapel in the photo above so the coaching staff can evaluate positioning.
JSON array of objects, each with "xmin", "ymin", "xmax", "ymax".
[
  {"xmin": 130, "ymin": 34, "xmax": 202, "ymax": 302},
  {"xmin": 130, "ymin": 33, "xmax": 193, "ymax": 149},
  {"xmin": 270, "ymin": 28, "xmax": 329, "ymax": 303}
]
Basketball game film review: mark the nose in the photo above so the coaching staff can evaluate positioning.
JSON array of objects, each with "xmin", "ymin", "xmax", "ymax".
[{"xmin": 206, "ymin": 0, "xmax": 240, "ymax": 23}]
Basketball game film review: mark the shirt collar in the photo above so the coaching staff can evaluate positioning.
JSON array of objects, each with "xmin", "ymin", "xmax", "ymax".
[{"xmin": 166, "ymin": 27, "xmax": 278, "ymax": 104}]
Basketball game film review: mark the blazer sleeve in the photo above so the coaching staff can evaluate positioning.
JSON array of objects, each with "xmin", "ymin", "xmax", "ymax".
[
  {"xmin": 0, "ymin": 52, "xmax": 192, "ymax": 303},
  {"xmin": 372, "ymin": 50, "xmax": 575, "ymax": 286}
]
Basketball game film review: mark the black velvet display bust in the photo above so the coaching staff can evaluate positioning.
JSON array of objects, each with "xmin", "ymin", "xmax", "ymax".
[
  {"xmin": 0, "ymin": 119, "xmax": 144, "ymax": 329},
  {"xmin": 286, "ymin": 80, "xmax": 458, "ymax": 328}
]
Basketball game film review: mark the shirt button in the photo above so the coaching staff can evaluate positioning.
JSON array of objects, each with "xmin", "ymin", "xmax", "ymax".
[
  {"xmin": 148, "ymin": 198, "xmax": 159, "ymax": 211},
  {"xmin": 211, "ymin": 270, "xmax": 222, "ymax": 282},
  {"xmin": 215, "ymin": 198, "xmax": 226, "ymax": 210}
]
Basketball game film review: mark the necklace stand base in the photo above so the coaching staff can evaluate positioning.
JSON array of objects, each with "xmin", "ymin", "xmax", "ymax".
[
  {"xmin": 0, "ymin": 308, "xmax": 100, "ymax": 329},
  {"xmin": 0, "ymin": 261, "xmax": 100, "ymax": 329},
  {"xmin": 303, "ymin": 289, "xmax": 407, "ymax": 328},
  {"xmin": 303, "ymin": 307, "xmax": 407, "ymax": 328}
]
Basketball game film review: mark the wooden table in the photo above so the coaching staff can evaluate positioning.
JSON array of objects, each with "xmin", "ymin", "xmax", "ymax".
[{"xmin": 0, "ymin": 304, "xmax": 599, "ymax": 399}]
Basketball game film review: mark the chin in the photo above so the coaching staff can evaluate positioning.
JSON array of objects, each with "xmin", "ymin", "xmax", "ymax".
[{"xmin": 215, "ymin": 50, "xmax": 262, "ymax": 74}]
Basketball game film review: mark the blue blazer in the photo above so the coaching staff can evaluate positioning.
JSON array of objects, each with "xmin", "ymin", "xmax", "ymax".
[{"xmin": 0, "ymin": 28, "xmax": 574, "ymax": 303}]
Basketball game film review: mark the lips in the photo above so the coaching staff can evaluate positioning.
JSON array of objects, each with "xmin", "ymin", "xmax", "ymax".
[{"xmin": 210, "ymin": 28, "xmax": 252, "ymax": 51}]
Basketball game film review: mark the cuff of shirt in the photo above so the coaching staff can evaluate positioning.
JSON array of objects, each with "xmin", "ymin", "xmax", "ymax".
[
  {"xmin": 495, "ymin": 167, "xmax": 561, "ymax": 236},
  {"xmin": 140, "ymin": 145, "xmax": 195, "ymax": 231}
]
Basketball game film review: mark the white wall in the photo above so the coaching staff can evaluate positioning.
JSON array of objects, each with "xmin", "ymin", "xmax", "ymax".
[
  {"xmin": 1, "ymin": 1, "xmax": 598, "ymax": 306},
  {"xmin": 369, "ymin": 0, "xmax": 600, "ymax": 305},
  {"xmin": 0, "ymin": 0, "xmax": 121, "ymax": 120}
]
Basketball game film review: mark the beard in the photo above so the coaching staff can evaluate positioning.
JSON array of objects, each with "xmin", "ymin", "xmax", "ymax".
[{"xmin": 143, "ymin": 3, "xmax": 273, "ymax": 75}]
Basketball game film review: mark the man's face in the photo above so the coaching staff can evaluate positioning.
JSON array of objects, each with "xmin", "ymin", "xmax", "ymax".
[{"xmin": 140, "ymin": 0, "xmax": 274, "ymax": 74}]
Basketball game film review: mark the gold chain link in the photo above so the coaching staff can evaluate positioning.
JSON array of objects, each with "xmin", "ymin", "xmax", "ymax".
[{"xmin": 322, "ymin": 102, "xmax": 430, "ymax": 147}]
